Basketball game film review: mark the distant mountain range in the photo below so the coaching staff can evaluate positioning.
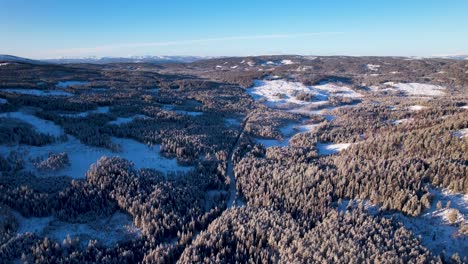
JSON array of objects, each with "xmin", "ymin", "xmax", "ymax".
[
  {"xmin": 43, "ymin": 55, "xmax": 209, "ymax": 64},
  {"xmin": 1, "ymin": 54, "xmax": 467, "ymax": 65},
  {"xmin": 0, "ymin": 55, "xmax": 209, "ymax": 64}
]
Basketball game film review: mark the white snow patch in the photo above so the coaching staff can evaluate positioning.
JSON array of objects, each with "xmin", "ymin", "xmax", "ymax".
[
  {"xmin": 230, "ymin": 65, "xmax": 238, "ymax": 69},
  {"xmin": 0, "ymin": 111, "xmax": 64, "ymax": 137},
  {"xmin": 224, "ymin": 118, "xmax": 241, "ymax": 127},
  {"xmin": 391, "ymin": 118, "xmax": 413, "ymax": 125},
  {"xmin": 215, "ymin": 65, "xmax": 222, "ymax": 68},
  {"xmin": 247, "ymin": 80, "xmax": 361, "ymax": 110},
  {"xmin": 316, "ymin": 142, "xmax": 352, "ymax": 155},
  {"xmin": 0, "ymin": 63, "xmax": 10, "ymax": 66},
  {"xmin": 255, "ymin": 122, "xmax": 319, "ymax": 148},
  {"xmin": 56, "ymin": 81, "xmax": 89, "ymax": 88},
  {"xmin": 460, "ymin": 105, "xmax": 468, "ymax": 110},
  {"xmin": 408, "ymin": 105, "xmax": 428, "ymax": 111},
  {"xmin": 2, "ymin": 89, "xmax": 73, "ymax": 97},
  {"xmin": 392, "ymin": 189, "xmax": 468, "ymax": 259},
  {"xmin": 453, "ymin": 128, "xmax": 468, "ymax": 138},
  {"xmin": 60, "ymin": 106, "xmax": 110, "ymax": 118},
  {"xmin": 366, "ymin": 64, "xmax": 380, "ymax": 71},
  {"xmin": 0, "ymin": 136, "xmax": 192, "ymax": 179},
  {"xmin": 14, "ymin": 211, "xmax": 140, "ymax": 247},
  {"xmin": 281, "ymin": 59, "xmax": 294, "ymax": 65},
  {"xmin": 240, "ymin": 60, "xmax": 245, "ymax": 64},
  {"xmin": 388, "ymin": 83, "xmax": 446, "ymax": 96},
  {"xmin": 108, "ymin": 115, "xmax": 150, "ymax": 125},
  {"xmin": 247, "ymin": 61, "xmax": 255, "ymax": 67}
]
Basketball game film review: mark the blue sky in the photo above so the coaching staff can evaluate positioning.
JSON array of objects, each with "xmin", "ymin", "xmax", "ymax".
[{"xmin": 1, "ymin": 0, "xmax": 467, "ymax": 58}]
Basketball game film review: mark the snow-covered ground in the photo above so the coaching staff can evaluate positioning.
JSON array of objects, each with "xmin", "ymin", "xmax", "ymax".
[
  {"xmin": 0, "ymin": 110, "xmax": 191, "ymax": 178},
  {"xmin": 60, "ymin": 106, "xmax": 110, "ymax": 118},
  {"xmin": 224, "ymin": 118, "xmax": 241, "ymax": 127},
  {"xmin": 108, "ymin": 115, "xmax": 150, "ymax": 125},
  {"xmin": 342, "ymin": 189, "xmax": 468, "ymax": 259},
  {"xmin": 248, "ymin": 79, "xmax": 361, "ymax": 149},
  {"xmin": 162, "ymin": 105, "xmax": 203, "ymax": 116},
  {"xmin": 13, "ymin": 211, "xmax": 140, "ymax": 247},
  {"xmin": 0, "ymin": 111, "xmax": 64, "ymax": 137},
  {"xmin": 0, "ymin": 98, "xmax": 7, "ymax": 104},
  {"xmin": 460, "ymin": 105, "xmax": 468, "ymax": 110},
  {"xmin": 391, "ymin": 118, "xmax": 413, "ymax": 125},
  {"xmin": 316, "ymin": 142, "xmax": 352, "ymax": 155},
  {"xmin": 453, "ymin": 128, "xmax": 468, "ymax": 138},
  {"xmin": 386, "ymin": 83, "xmax": 446, "ymax": 96},
  {"xmin": 0, "ymin": 62, "xmax": 10, "ymax": 66},
  {"xmin": 247, "ymin": 79, "xmax": 361, "ymax": 110},
  {"xmin": 408, "ymin": 105, "xmax": 428, "ymax": 111},
  {"xmin": 254, "ymin": 122, "xmax": 319, "ymax": 148},
  {"xmin": 0, "ymin": 136, "xmax": 192, "ymax": 179},
  {"xmin": 391, "ymin": 189, "xmax": 468, "ymax": 259},
  {"xmin": 2, "ymin": 89, "xmax": 74, "ymax": 97},
  {"xmin": 281, "ymin": 59, "xmax": 295, "ymax": 65},
  {"xmin": 56, "ymin": 80, "xmax": 89, "ymax": 88},
  {"xmin": 366, "ymin": 64, "xmax": 380, "ymax": 71}
]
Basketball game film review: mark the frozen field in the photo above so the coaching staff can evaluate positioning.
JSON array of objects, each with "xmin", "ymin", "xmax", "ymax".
[
  {"xmin": 108, "ymin": 114, "xmax": 151, "ymax": 125},
  {"xmin": 0, "ymin": 111, "xmax": 192, "ymax": 178},
  {"xmin": 316, "ymin": 142, "xmax": 352, "ymax": 155},
  {"xmin": 2, "ymin": 88, "xmax": 74, "ymax": 97},
  {"xmin": 0, "ymin": 111, "xmax": 64, "ymax": 137},
  {"xmin": 14, "ymin": 211, "xmax": 140, "ymax": 247},
  {"xmin": 0, "ymin": 136, "xmax": 193, "ymax": 178},
  {"xmin": 386, "ymin": 82, "xmax": 446, "ymax": 96},
  {"xmin": 56, "ymin": 80, "xmax": 89, "ymax": 88},
  {"xmin": 60, "ymin": 106, "xmax": 110, "ymax": 117}
]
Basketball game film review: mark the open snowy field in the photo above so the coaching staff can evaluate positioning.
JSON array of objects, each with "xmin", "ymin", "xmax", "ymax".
[
  {"xmin": 0, "ymin": 111, "xmax": 192, "ymax": 178},
  {"xmin": 14, "ymin": 210, "xmax": 140, "ymax": 247},
  {"xmin": 2, "ymin": 88, "xmax": 74, "ymax": 97}
]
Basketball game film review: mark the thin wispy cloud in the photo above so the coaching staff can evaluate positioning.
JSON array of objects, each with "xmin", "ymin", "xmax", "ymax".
[{"xmin": 46, "ymin": 32, "xmax": 344, "ymax": 57}]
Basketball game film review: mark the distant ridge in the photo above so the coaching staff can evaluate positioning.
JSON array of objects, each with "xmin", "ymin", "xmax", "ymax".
[
  {"xmin": 43, "ymin": 55, "xmax": 209, "ymax": 64},
  {"xmin": 0, "ymin": 54, "xmax": 49, "ymax": 65}
]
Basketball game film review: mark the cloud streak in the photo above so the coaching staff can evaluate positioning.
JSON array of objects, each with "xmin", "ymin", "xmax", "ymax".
[{"xmin": 46, "ymin": 32, "xmax": 344, "ymax": 57}]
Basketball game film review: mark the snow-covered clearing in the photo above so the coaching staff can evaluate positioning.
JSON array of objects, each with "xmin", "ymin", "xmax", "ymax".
[
  {"xmin": 460, "ymin": 105, "xmax": 468, "ymax": 110},
  {"xmin": 453, "ymin": 128, "xmax": 468, "ymax": 138},
  {"xmin": 342, "ymin": 189, "xmax": 468, "ymax": 259},
  {"xmin": 391, "ymin": 189, "xmax": 468, "ymax": 259},
  {"xmin": 366, "ymin": 64, "xmax": 380, "ymax": 71},
  {"xmin": 0, "ymin": 63, "xmax": 9, "ymax": 66},
  {"xmin": 60, "ymin": 106, "xmax": 110, "ymax": 118},
  {"xmin": 224, "ymin": 118, "xmax": 241, "ymax": 127},
  {"xmin": 162, "ymin": 105, "xmax": 203, "ymax": 116},
  {"xmin": 2, "ymin": 88, "xmax": 74, "ymax": 97},
  {"xmin": 248, "ymin": 79, "xmax": 361, "ymax": 148},
  {"xmin": 254, "ymin": 122, "xmax": 319, "ymax": 148},
  {"xmin": 230, "ymin": 65, "xmax": 238, "ymax": 69},
  {"xmin": 316, "ymin": 142, "xmax": 352, "ymax": 155},
  {"xmin": 0, "ymin": 110, "xmax": 191, "ymax": 178},
  {"xmin": 56, "ymin": 80, "xmax": 89, "ymax": 88},
  {"xmin": 391, "ymin": 118, "xmax": 413, "ymax": 125},
  {"xmin": 0, "ymin": 111, "xmax": 64, "ymax": 137},
  {"xmin": 386, "ymin": 83, "xmax": 446, "ymax": 96},
  {"xmin": 108, "ymin": 115, "xmax": 150, "ymax": 125},
  {"xmin": 281, "ymin": 59, "xmax": 294, "ymax": 65},
  {"xmin": 247, "ymin": 80, "xmax": 361, "ymax": 110},
  {"xmin": 14, "ymin": 211, "xmax": 140, "ymax": 247},
  {"xmin": 408, "ymin": 105, "xmax": 428, "ymax": 111},
  {"xmin": 175, "ymin": 110, "xmax": 203, "ymax": 116},
  {"xmin": 0, "ymin": 136, "xmax": 192, "ymax": 179}
]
